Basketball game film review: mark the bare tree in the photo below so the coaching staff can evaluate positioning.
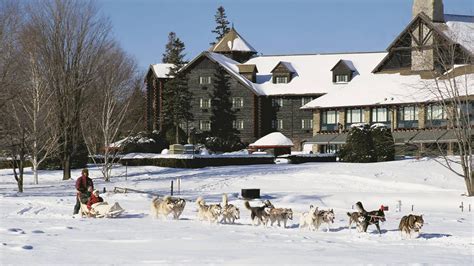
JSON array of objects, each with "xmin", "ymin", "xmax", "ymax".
[
  {"xmin": 420, "ymin": 29, "xmax": 473, "ymax": 196},
  {"xmin": 25, "ymin": 0, "xmax": 115, "ymax": 180},
  {"xmin": 82, "ymin": 45, "xmax": 137, "ymax": 182}
]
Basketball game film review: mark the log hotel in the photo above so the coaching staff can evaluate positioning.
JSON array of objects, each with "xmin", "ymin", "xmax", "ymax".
[{"xmin": 145, "ymin": 0, "xmax": 473, "ymax": 155}]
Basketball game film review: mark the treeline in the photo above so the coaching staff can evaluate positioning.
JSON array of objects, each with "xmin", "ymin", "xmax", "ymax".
[{"xmin": 0, "ymin": 0, "xmax": 145, "ymax": 191}]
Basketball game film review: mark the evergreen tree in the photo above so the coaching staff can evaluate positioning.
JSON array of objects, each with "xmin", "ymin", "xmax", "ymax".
[
  {"xmin": 208, "ymin": 66, "xmax": 240, "ymax": 152},
  {"xmin": 371, "ymin": 125, "xmax": 395, "ymax": 162},
  {"xmin": 340, "ymin": 124, "xmax": 376, "ymax": 163},
  {"xmin": 210, "ymin": 6, "xmax": 230, "ymax": 46},
  {"xmin": 161, "ymin": 32, "xmax": 193, "ymax": 144}
]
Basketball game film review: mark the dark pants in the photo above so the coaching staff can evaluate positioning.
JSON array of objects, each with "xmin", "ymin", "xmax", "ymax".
[{"xmin": 73, "ymin": 196, "xmax": 81, "ymax": 214}]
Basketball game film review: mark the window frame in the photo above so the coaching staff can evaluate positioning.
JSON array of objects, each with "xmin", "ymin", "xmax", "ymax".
[
  {"xmin": 199, "ymin": 76, "xmax": 211, "ymax": 85},
  {"xmin": 199, "ymin": 98, "xmax": 211, "ymax": 109},
  {"xmin": 232, "ymin": 97, "xmax": 244, "ymax": 108},
  {"xmin": 233, "ymin": 119, "xmax": 244, "ymax": 130},
  {"xmin": 301, "ymin": 97, "xmax": 314, "ymax": 107},
  {"xmin": 301, "ymin": 119, "xmax": 313, "ymax": 130},
  {"xmin": 346, "ymin": 108, "xmax": 365, "ymax": 125},
  {"xmin": 335, "ymin": 74, "xmax": 349, "ymax": 83},
  {"xmin": 275, "ymin": 76, "xmax": 289, "ymax": 84},
  {"xmin": 199, "ymin": 120, "xmax": 211, "ymax": 131}
]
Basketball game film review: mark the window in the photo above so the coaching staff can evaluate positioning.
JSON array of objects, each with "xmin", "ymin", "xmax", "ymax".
[
  {"xmin": 199, "ymin": 76, "xmax": 211, "ymax": 85},
  {"xmin": 371, "ymin": 107, "xmax": 389, "ymax": 122},
  {"xmin": 272, "ymin": 98, "xmax": 284, "ymax": 107},
  {"xmin": 199, "ymin": 98, "xmax": 211, "ymax": 109},
  {"xmin": 397, "ymin": 106, "xmax": 419, "ymax": 129},
  {"xmin": 321, "ymin": 110, "xmax": 339, "ymax": 131},
  {"xmin": 301, "ymin": 119, "xmax": 313, "ymax": 129},
  {"xmin": 232, "ymin": 97, "xmax": 243, "ymax": 108},
  {"xmin": 272, "ymin": 119, "xmax": 284, "ymax": 130},
  {"xmin": 275, "ymin": 76, "xmax": 288, "ymax": 84},
  {"xmin": 426, "ymin": 104, "xmax": 447, "ymax": 127},
  {"xmin": 427, "ymin": 104, "xmax": 446, "ymax": 120},
  {"xmin": 346, "ymin": 108, "xmax": 365, "ymax": 124},
  {"xmin": 401, "ymin": 106, "xmax": 419, "ymax": 121},
  {"xmin": 301, "ymin": 97, "xmax": 314, "ymax": 106},
  {"xmin": 335, "ymin": 75, "xmax": 349, "ymax": 83},
  {"xmin": 233, "ymin": 120, "xmax": 244, "ymax": 130},
  {"xmin": 458, "ymin": 101, "xmax": 474, "ymax": 125},
  {"xmin": 199, "ymin": 120, "xmax": 211, "ymax": 131}
]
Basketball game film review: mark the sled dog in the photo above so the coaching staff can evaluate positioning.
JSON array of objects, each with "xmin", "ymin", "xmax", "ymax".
[
  {"xmin": 151, "ymin": 196, "xmax": 186, "ymax": 219},
  {"xmin": 196, "ymin": 197, "xmax": 222, "ymax": 223},
  {"xmin": 356, "ymin": 201, "xmax": 386, "ymax": 234},
  {"xmin": 399, "ymin": 214, "xmax": 424, "ymax": 239},
  {"xmin": 347, "ymin": 211, "xmax": 366, "ymax": 232},
  {"xmin": 244, "ymin": 200, "xmax": 274, "ymax": 226},
  {"xmin": 268, "ymin": 207, "xmax": 293, "ymax": 228},
  {"xmin": 299, "ymin": 205, "xmax": 319, "ymax": 231},
  {"xmin": 220, "ymin": 194, "xmax": 240, "ymax": 224},
  {"xmin": 316, "ymin": 209, "xmax": 335, "ymax": 231}
]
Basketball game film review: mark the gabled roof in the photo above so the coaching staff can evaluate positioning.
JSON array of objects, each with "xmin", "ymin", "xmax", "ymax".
[
  {"xmin": 373, "ymin": 12, "xmax": 473, "ymax": 73},
  {"xmin": 149, "ymin": 63, "xmax": 174, "ymax": 78},
  {"xmin": 210, "ymin": 27, "xmax": 257, "ymax": 54},
  {"xmin": 270, "ymin": 61, "xmax": 297, "ymax": 73},
  {"xmin": 330, "ymin": 59, "xmax": 357, "ymax": 72},
  {"xmin": 237, "ymin": 64, "xmax": 258, "ymax": 73}
]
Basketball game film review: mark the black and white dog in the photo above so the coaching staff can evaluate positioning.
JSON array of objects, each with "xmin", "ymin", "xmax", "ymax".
[{"xmin": 355, "ymin": 201, "xmax": 386, "ymax": 234}]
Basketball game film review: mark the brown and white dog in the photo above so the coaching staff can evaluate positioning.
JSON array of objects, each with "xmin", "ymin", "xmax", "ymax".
[
  {"xmin": 196, "ymin": 197, "xmax": 222, "ymax": 223},
  {"xmin": 244, "ymin": 200, "xmax": 274, "ymax": 226},
  {"xmin": 268, "ymin": 207, "xmax": 293, "ymax": 228},
  {"xmin": 399, "ymin": 214, "xmax": 424, "ymax": 239},
  {"xmin": 347, "ymin": 211, "xmax": 366, "ymax": 232},
  {"xmin": 150, "ymin": 196, "xmax": 186, "ymax": 220},
  {"xmin": 299, "ymin": 205, "xmax": 319, "ymax": 231},
  {"xmin": 315, "ymin": 209, "xmax": 335, "ymax": 232},
  {"xmin": 220, "ymin": 194, "xmax": 240, "ymax": 224},
  {"xmin": 356, "ymin": 201, "xmax": 386, "ymax": 234}
]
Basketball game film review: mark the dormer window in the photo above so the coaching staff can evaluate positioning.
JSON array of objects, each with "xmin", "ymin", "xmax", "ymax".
[
  {"xmin": 275, "ymin": 76, "xmax": 288, "ymax": 84},
  {"xmin": 335, "ymin": 75, "xmax": 349, "ymax": 83},
  {"xmin": 237, "ymin": 64, "xmax": 258, "ymax": 83},
  {"xmin": 271, "ymin": 61, "xmax": 296, "ymax": 84},
  {"xmin": 331, "ymin": 60, "xmax": 357, "ymax": 84}
]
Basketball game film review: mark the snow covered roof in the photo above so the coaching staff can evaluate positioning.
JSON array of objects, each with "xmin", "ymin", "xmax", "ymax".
[
  {"xmin": 210, "ymin": 27, "xmax": 257, "ymax": 53},
  {"xmin": 150, "ymin": 63, "xmax": 174, "ymax": 78},
  {"xmin": 441, "ymin": 14, "xmax": 474, "ymax": 54},
  {"xmin": 249, "ymin": 132, "xmax": 294, "ymax": 148},
  {"xmin": 246, "ymin": 52, "xmax": 387, "ymax": 96},
  {"xmin": 302, "ymin": 69, "xmax": 474, "ymax": 109}
]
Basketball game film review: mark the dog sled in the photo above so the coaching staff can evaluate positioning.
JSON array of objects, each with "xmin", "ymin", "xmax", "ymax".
[{"xmin": 79, "ymin": 201, "xmax": 125, "ymax": 218}]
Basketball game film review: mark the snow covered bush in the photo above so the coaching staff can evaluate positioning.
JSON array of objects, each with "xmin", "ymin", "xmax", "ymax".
[
  {"xmin": 371, "ymin": 124, "xmax": 395, "ymax": 162},
  {"xmin": 121, "ymin": 131, "xmax": 168, "ymax": 154},
  {"xmin": 340, "ymin": 123, "xmax": 394, "ymax": 163},
  {"xmin": 340, "ymin": 123, "xmax": 376, "ymax": 163}
]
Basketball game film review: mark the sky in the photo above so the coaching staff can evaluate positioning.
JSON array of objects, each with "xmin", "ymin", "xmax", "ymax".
[{"xmin": 97, "ymin": 0, "xmax": 474, "ymax": 71}]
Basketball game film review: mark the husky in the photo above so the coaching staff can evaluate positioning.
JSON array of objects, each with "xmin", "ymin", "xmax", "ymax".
[
  {"xmin": 399, "ymin": 214, "xmax": 424, "ymax": 239},
  {"xmin": 356, "ymin": 201, "xmax": 386, "ymax": 234},
  {"xmin": 347, "ymin": 211, "xmax": 366, "ymax": 232},
  {"xmin": 315, "ymin": 209, "xmax": 335, "ymax": 232},
  {"xmin": 299, "ymin": 205, "xmax": 319, "ymax": 231},
  {"xmin": 244, "ymin": 200, "xmax": 274, "ymax": 226},
  {"xmin": 196, "ymin": 197, "xmax": 222, "ymax": 223},
  {"xmin": 268, "ymin": 207, "xmax": 293, "ymax": 228},
  {"xmin": 220, "ymin": 194, "xmax": 240, "ymax": 224},
  {"xmin": 151, "ymin": 196, "xmax": 186, "ymax": 220}
]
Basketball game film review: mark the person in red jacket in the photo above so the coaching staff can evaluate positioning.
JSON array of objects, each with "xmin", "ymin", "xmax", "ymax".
[
  {"xmin": 73, "ymin": 168, "xmax": 94, "ymax": 215},
  {"xmin": 87, "ymin": 190, "xmax": 104, "ymax": 211}
]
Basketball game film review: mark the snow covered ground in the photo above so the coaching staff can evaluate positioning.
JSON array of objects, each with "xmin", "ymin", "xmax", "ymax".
[{"xmin": 0, "ymin": 158, "xmax": 473, "ymax": 265}]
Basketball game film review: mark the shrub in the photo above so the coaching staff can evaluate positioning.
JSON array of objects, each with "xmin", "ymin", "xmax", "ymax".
[
  {"xmin": 121, "ymin": 131, "xmax": 169, "ymax": 154},
  {"xmin": 371, "ymin": 124, "xmax": 395, "ymax": 162},
  {"xmin": 340, "ymin": 123, "xmax": 376, "ymax": 163}
]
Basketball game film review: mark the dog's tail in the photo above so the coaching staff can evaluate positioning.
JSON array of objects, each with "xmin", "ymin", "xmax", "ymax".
[
  {"xmin": 222, "ymin": 193, "xmax": 228, "ymax": 207},
  {"xmin": 196, "ymin": 196, "xmax": 205, "ymax": 206},
  {"xmin": 355, "ymin": 202, "xmax": 367, "ymax": 214},
  {"xmin": 244, "ymin": 201, "xmax": 252, "ymax": 210},
  {"xmin": 347, "ymin": 212, "xmax": 352, "ymax": 217}
]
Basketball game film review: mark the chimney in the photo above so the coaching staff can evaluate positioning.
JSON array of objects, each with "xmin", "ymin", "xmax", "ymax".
[{"xmin": 412, "ymin": 0, "xmax": 444, "ymax": 22}]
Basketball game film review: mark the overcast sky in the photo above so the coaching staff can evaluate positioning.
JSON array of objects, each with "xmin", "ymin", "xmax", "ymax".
[{"xmin": 97, "ymin": 0, "xmax": 474, "ymax": 70}]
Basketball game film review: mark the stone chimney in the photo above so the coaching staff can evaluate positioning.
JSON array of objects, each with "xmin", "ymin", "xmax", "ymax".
[
  {"xmin": 412, "ymin": 0, "xmax": 444, "ymax": 22},
  {"xmin": 411, "ymin": 0, "xmax": 445, "ymax": 71}
]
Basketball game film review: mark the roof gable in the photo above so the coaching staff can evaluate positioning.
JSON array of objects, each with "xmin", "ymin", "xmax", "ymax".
[
  {"xmin": 210, "ymin": 27, "xmax": 257, "ymax": 54},
  {"xmin": 330, "ymin": 59, "xmax": 357, "ymax": 73},
  {"xmin": 270, "ymin": 61, "xmax": 297, "ymax": 74}
]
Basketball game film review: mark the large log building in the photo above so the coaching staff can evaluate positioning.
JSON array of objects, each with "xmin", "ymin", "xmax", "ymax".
[{"xmin": 145, "ymin": 0, "xmax": 473, "ymax": 153}]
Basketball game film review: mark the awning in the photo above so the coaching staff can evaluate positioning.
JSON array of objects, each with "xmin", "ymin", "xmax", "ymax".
[
  {"xmin": 437, "ymin": 129, "xmax": 473, "ymax": 142},
  {"xmin": 410, "ymin": 130, "xmax": 447, "ymax": 143},
  {"xmin": 305, "ymin": 133, "xmax": 338, "ymax": 144},
  {"xmin": 331, "ymin": 133, "xmax": 348, "ymax": 144},
  {"xmin": 393, "ymin": 131, "xmax": 420, "ymax": 144}
]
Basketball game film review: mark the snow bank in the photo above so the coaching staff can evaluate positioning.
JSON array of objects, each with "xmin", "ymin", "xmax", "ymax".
[{"xmin": 249, "ymin": 132, "xmax": 294, "ymax": 147}]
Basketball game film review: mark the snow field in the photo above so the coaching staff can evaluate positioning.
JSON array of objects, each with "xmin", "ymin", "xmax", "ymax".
[{"xmin": 0, "ymin": 159, "xmax": 473, "ymax": 264}]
